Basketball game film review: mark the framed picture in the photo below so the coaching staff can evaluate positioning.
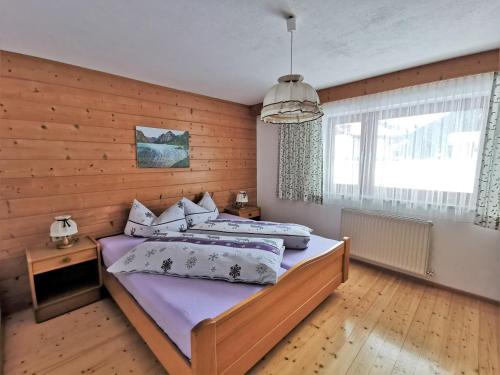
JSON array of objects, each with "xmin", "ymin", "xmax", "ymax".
[{"xmin": 135, "ymin": 126, "xmax": 189, "ymax": 168}]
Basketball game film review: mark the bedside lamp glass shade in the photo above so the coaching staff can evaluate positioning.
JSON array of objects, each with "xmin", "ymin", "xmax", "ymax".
[
  {"xmin": 236, "ymin": 191, "xmax": 248, "ymax": 204},
  {"xmin": 50, "ymin": 215, "xmax": 78, "ymax": 238}
]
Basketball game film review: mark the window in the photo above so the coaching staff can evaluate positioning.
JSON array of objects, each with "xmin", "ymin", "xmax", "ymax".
[{"xmin": 323, "ymin": 73, "xmax": 493, "ymax": 218}]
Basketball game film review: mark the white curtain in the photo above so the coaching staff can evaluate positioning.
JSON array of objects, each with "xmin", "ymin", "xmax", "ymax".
[
  {"xmin": 323, "ymin": 73, "xmax": 494, "ymax": 220},
  {"xmin": 475, "ymin": 72, "xmax": 500, "ymax": 230}
]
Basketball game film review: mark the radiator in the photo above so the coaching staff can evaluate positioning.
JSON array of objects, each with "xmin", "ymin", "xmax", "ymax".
[{"xmin": 340, "ymin": 208, "xmax": 433, "ymax": 277}]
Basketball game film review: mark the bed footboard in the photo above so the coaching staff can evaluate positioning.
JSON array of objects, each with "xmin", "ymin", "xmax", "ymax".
[
  {"xmin": 103, "ymin": 237, "xmax": 350, "ymax": 375},
  {"xmin": 191, "ymin": 237, "xmax": 351, "ymax": 375}
]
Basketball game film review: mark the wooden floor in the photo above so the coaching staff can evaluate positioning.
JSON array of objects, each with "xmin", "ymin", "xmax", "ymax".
[{"xmin": 2, "ymin": 263, "xmax": 499, "ymax": 375}]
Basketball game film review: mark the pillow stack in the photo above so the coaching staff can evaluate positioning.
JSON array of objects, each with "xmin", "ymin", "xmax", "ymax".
[
  {"xmin": 123, "ymin": 192, "xmax": 219, "ymax": 237},
  {"xmin": 124, "ymin": 199, "xmax": 187, "ymax": 237}
]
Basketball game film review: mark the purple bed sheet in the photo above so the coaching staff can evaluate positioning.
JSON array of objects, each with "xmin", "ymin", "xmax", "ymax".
[
  {"xmin": 219, "ymin": 212, "xmax": 341, "ymax": 269},
  {"xmin": 99, "ymin": 213, "xmax": 339, "ymax": 359},
  {"xmin": 99, "ymin": 234, "xmax": 286, "ymax": 359}
]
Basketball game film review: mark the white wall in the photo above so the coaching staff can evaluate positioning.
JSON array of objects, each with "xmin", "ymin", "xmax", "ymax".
[{"xmin": 257, "ymin": 119, "xmax": 500, "ymax": 301}]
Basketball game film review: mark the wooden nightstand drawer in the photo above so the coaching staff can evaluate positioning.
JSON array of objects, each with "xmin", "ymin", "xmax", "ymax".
[
  {"xmin": 224, "ymin": 206, "xmax": 261, "ymax": 220},
  {"xmin": 242, "ymin": 208, "xmax": 260, "ymax": 218},
  {"xmin": 32, "ymin": 248, "xmax": 97, "ymax": 275}
]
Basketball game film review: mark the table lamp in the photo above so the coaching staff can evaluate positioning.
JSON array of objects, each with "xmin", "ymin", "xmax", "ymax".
[
  {"xmin": 50, "ymin": 215, "xmax": 78, "ymax": 249},
  {"xmin": 235, "ymin": 191, "xmax": 248, "ymax": 208}
]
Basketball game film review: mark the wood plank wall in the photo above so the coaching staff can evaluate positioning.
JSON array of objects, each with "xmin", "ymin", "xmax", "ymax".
[{"xmin": 0, "ymin": 51, "xmax": 257, "ymax": 313}]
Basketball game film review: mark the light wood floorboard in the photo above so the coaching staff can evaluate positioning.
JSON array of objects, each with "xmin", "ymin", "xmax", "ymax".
[{"xmin": 2, "ymin": 263, "xmax": 498, "ymax": 374}]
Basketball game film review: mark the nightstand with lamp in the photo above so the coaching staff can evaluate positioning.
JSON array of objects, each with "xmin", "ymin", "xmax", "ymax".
[
  {"xmin": 26, "ymin": 215, "xmax": 102, "ymax": 322},
  {"xmin": 225, "ymin": 191, "xmax": 261, "ymax": 220}
]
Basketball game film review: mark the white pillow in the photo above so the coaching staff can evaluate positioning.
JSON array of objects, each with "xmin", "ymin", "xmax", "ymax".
[
  {"xmin": 182, "ymin": 192, "xmax": 219, "ymax": 227},
  {"xmin": 124, "ymin": 199, "xmax": 187, "ymax": 237}
]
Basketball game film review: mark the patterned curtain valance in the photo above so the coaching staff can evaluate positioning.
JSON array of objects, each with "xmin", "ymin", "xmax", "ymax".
[
  {"xmin": 475, "ymin": 72, "xmax": 500, "ymax": 230},
  {"xmin": 277, "ymin": 119, "xmax": 323, "ymax": 204}
]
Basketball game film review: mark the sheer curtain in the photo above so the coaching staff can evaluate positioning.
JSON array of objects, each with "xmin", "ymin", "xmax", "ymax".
[{"xmin": 323, "ymin": 73, "xmax": 494, "ymax": 220}]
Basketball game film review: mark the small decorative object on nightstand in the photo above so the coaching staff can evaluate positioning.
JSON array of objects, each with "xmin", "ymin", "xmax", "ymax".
[
  {"xmin": 50, "ymin": 215, "xmax": 78, "ymax": 249},
  {"xmin": 235, "ymin": 191, "xmax": 249, "ymax": 208},
  {"xmin": 225, "ymin": 206, "xmax": 261, "ymax": 220},
  {"xmin": 26, "ymin": 236, "xmax": 102, "ymax": 322}
]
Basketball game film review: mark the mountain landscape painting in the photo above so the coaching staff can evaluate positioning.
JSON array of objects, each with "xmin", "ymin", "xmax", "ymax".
[{"xmin": 135, "ymin": 126, "xmax": 189, "ymax": 168}]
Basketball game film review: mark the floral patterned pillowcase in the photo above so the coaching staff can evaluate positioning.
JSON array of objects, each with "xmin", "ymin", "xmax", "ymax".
[
  {"xmin": 107, "ymin": 231, "xmax": 285, "ymax": 285},
  {"xmin": 188, "ymin": 220, "xmax": 312, "ymax": 249},
  {"xmin": 124, "ymin": 199, "xmax": 188, "ymax": 237}
]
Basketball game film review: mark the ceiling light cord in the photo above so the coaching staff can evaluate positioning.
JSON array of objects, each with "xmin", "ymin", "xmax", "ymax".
[{"xmin": 286, "ymin": 15, "xmax": 296, "ymax": 77}]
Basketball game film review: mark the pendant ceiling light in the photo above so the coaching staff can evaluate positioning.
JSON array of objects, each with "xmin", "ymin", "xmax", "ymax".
[{"xmin": 261, "ymin": 16, "xmax": 323, "ymax": 125}]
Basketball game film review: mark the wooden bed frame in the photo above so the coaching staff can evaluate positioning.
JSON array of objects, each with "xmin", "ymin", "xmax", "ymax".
[{"xmin": 101, "ymin": 237, "xmax": 351, "ymax": 375}]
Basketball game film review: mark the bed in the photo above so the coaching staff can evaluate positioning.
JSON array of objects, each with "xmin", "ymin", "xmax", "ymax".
[{"xmin": 99, "ymin": 214, "xmax": 350, "ymax": 374}]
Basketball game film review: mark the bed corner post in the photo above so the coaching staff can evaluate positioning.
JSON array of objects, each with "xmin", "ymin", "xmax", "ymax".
[
  {"xmin": 191, "ymin": 319, "xmax": 217, "ymax": 375},
  {"xmin": 342, "ymin": 236, "xmax": 351, "ymax": 282}
]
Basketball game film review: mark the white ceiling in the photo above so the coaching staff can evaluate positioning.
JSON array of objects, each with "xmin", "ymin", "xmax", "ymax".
[{"xmin": 1, "ymin": 0, "xmax": 499, "ymax": 105}]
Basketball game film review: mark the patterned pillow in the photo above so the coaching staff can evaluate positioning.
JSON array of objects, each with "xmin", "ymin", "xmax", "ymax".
[
  {"xmin": 124, "ymin": 199, "xmax": 187, "ymax": 237},
  {"xmin": 107, "ymin": 231, "xmax": 285, "ymax": 284},
  {"xmin": 188, "ymin": 219, "xmax": 312, "ymax": 249},
  {"xmin": 182, "ymin": 192, "xmax": 219, "ymax": 227}
]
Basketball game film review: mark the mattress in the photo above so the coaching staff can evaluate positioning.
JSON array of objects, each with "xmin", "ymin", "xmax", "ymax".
[{"xmin": 99, "ymin": 234, "xmax": 286, "ymax": 359}]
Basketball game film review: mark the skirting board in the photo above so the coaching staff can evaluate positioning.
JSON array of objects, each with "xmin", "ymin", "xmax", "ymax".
[{"xmin": 350, "ymin": 258, "xmax": 499, "ymax": 306}]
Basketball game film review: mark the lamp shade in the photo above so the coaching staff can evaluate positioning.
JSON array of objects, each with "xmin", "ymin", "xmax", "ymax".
[
  {"xmin": 261, "ymin": 74, "xmax": 323, "ymax": 124},
  {"xmin": 236, "ymin": 191, "xmax": 248, "ymax": 204},
  {"xmin": 50, "ymin": 215, "xmax": 78, "ymax": 237}
]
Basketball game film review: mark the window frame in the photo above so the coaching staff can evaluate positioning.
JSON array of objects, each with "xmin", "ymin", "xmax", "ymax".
[{"xmin": 323, "ymin": 95, "xmax": 489, "ymax": 210}]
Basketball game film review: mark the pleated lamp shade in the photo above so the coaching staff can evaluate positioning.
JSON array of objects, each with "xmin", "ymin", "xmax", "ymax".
[
  {"xmin": 261, "ymin": 74, "xmax": 323, "ymax": 124},
  {"xmin": 50, "ymin": 215, "xmax": 78, "ymax": 238}
]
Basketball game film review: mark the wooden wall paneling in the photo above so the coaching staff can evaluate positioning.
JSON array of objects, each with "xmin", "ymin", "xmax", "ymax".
[
  {"xmin": 0, "ymin": 78, "xmax": 255, "ymax": 129},
  {"xmin": 0, "ymin": 180, "xmax": 258, "ymax": 220},
  {"xmin": 318, "ymin": 49, "xmax": 500, "ymax": 103},
  {"xmin": 0, "ymin": 50, "xmax": 256, "ymax": 313},
  {"xmin": 0, "ymin": 160, "xmax": 257, "ymax": 178},
  {"xmin": 0, "ymin": 187, "xmax": 258, "ymax": 261},
  {"xmin": 1, "ymin": 51, "xmax": 252, "ymax": 118},
  {"xmin": 0, "ymin": 100, "xmax": 256, "ymax": 138},
  {"xmin": 0, "ymin": 170, "xmax": 257, "ymax": 200},
  {"xmin": 0, "ymin": 138, "xmax": 256, "ymax": 160},
  {"xmin": 0, "ymin": 119, "xmax": 256, "ymax": 145},
  {"xmin": 249, "ymin": 49, "xmax": 500, "ymax": 115}
]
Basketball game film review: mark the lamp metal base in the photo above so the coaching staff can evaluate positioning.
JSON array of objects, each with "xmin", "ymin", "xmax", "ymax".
[{"xmin": 56, "ymin": 236, "xmax": 75, "ymax": 249}]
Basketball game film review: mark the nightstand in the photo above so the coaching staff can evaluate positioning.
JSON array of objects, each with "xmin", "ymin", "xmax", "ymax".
[
  {"xmin": 224, "ymin": 206, "xmax": 261, "ymax": 220},
  {"xmin": 26, "ymin": 236, "xmax": 102, "ymax": 322}
]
